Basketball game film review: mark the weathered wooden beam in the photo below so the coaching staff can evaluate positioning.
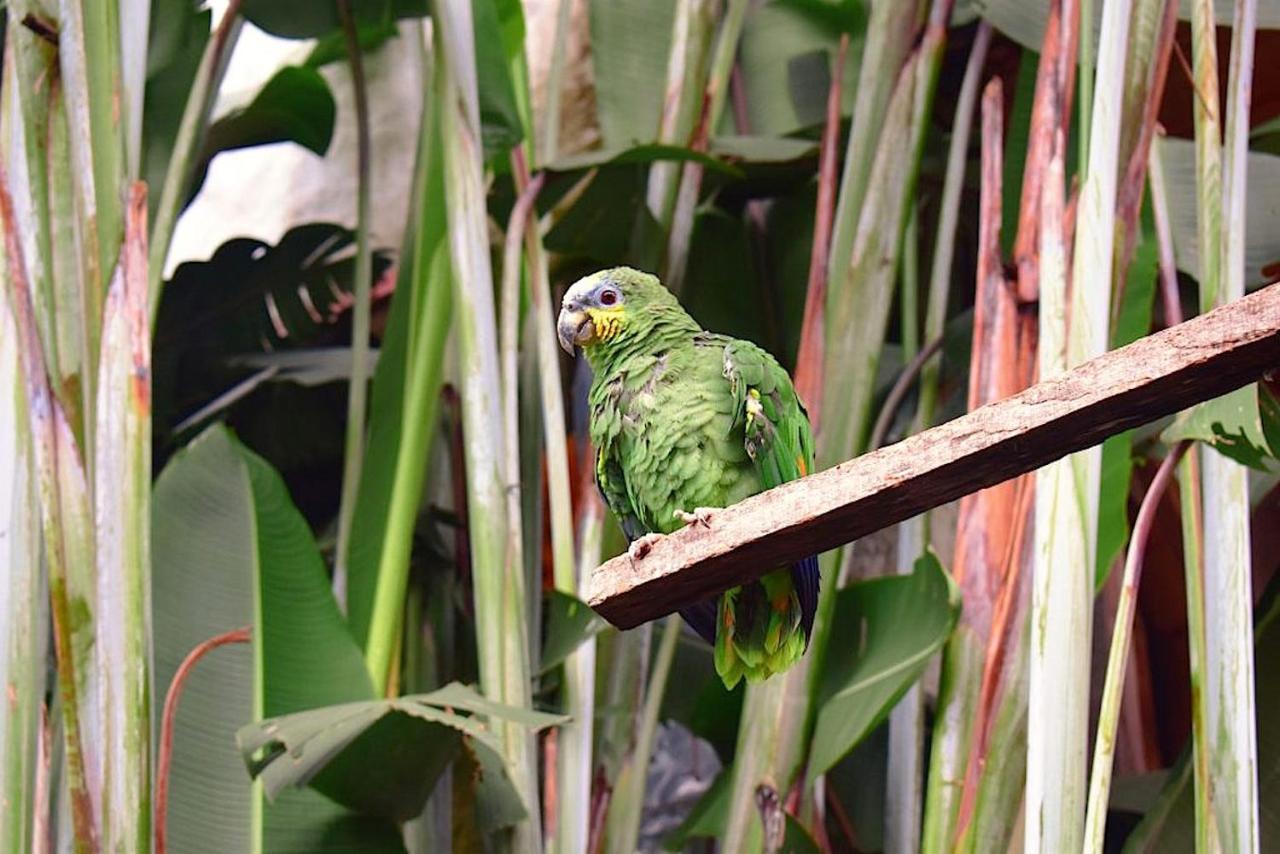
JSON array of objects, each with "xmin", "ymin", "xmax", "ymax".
[{"xmin": 587, "ymin": 282, "xmax": 1280, "ymax": 628}]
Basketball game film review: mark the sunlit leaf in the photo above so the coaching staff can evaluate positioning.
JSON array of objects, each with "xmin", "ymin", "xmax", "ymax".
[
  {"xmin": 808, "ymin": 551, "xmax": 961, "ymax": 781},
  {"xmin": 153, "ymin": 426, "xmax": 401, "ymax": 851},
  {"xmin": 588, "ymin": 0, "xmax": 678, "ymax": 148},
  {"xmin": 540, "ymin": 591, "xmax": 609, "ymax": 675},
  {"xmin": 1162, "ymin": 384, "xmax": 1277, "ymax": 470},
  {"xmin": 238, "ymin": 684, "xmax": 564, "ymax": 820}
]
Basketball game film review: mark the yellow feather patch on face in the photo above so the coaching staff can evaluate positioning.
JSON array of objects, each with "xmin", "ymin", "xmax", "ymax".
[{"xmin": 585, "ymin": 306, "xmax": 626, "ymax": 344}]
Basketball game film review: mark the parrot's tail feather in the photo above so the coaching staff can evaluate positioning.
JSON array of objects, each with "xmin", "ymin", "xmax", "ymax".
[
  {"xmin": 679, "ymin": 599, "xmax": 718, "ymax": 646},
  {"xmin": 713, "ymin": 568, "xmax": 812, "ymax": 688},
  {"xmin": 792, "ymin": 555, "xmax": 820, "ymax": 641}
]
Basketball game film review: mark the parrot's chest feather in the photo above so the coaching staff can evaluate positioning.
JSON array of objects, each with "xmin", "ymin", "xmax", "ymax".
[{"xmin": 592, "ymin": 342, "xmax": 758, "ymax": 534}]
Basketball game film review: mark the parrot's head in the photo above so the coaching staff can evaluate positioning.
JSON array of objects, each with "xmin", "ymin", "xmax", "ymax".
[{"xmin": 557, "ymin": 267, "xmax": 685, "ymax": 356}]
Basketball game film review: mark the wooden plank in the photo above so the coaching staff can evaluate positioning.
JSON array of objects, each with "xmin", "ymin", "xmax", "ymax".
[{"xmin": 587, "ymin": 282, "xmax": 1280, "ymax": 628}]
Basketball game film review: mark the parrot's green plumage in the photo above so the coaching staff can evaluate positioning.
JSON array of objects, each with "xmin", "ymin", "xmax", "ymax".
[{"xmin": 557, "ymin": 267, "xmax": 818, "ymax": 688}]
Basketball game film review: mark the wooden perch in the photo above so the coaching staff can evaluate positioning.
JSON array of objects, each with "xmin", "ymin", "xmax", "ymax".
[{"xmin": 587, "ymin": 282, "xmax": 1280, "ymax": 629}]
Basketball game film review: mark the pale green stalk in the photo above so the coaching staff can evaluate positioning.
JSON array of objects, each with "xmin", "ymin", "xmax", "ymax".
[
  {"xmin": 1026, "ymin": 0, "xmax": 1131, "ymax": 847},
  {"xmin": 886, "ymin": 525, "xmax": 926, "ymax": 854},
  {"xmin": 1199, "ymin": 0, "xmax": 1260, "ymax": 847},
  {"xmin": 0, "ymin": 200, "xmax": 45, "ymax": 854},
  {"xmin": 917, "ymin": 20, "xmax": 990, "ymax": 444},
  {"xmin": 120, "ymin": 0, "xmax": 151, "ymax": 179},
  {"xmin": 499, "ymin": 180, "xmax": 537, "ymax": 663},
  {"xmin": 6, "ymin": 6, "xmax": 62, "ymax": 388},
  {"xmin": 433, "ymin": 3, "xmax": 539, "ymax": 849},
  {"xmin": 0, "ymin": 164, "xmax": 97, "ymax": 850},
  {"xmin": 665, "ymin": 0, "xmax": 748, "ymax": 292},
  {"xmin": 604, "ymin": 615, "xmax": 681, "ymax": 854},
  {"xmin": 148, "ymin": 5, "xmax": 244, "ymax": 320},
  {"xmin": 1082, "ymin": 442, "xmax": 1188, "ymax": 852},
  {"xmin": 92, "ymin": 186, "xmax": 152, "ymax": 854},
  {"xmin": 645, "ymin": 0, "xmax": 719, "ymax": 231},
  {"xmin": 554, "ymin": 497, "xmax": 604, "ymax": 854},
  {"xmin": 824, "ymin": 0, "xmax": 925, "ymax": 295},
  {"xmin": 333, "ymin": 0, "xmax": 376, "ymax": 605}
]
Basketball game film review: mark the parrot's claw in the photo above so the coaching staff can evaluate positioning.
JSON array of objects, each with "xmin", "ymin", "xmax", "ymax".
[
  {"xmin": 628, "ymin": 533, "xmax": 664, "ymax": 561},
  {"xmin": 674, "ymin": 507, "xmax": 716, "ymax": 528}
]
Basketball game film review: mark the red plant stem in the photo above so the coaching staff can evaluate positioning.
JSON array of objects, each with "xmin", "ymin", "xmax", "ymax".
[
  {"xmin": 1114, "ymin": 0, "xmax": 1179, "ymax": 276},
  {"xmin": 1012, "ymin": 0, "xmax": 1080, "ymax": 304},
  {"xmin": 586, "ymin": 770, "xmax": 612, "ymax": 854},
  {"xmin": 154, "ymin": 626, "xmax": 251, "ymax": 854},
  {"xmin": 792, "ymin": 33, "xmax": 849, "ymax": 431}
]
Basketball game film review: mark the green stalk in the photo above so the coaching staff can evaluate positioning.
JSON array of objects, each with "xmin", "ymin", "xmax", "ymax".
[
  {"xmin": 61, "ymin": 0, "xmax": 126, "ymax": 330},
  {"xmin": 1026, "ymin": 0, "xmax": 1132, "ymax": 847},
  {"xmin": 433, "ymin": 3, "xmax": 539, "ymax": 849},
  {"xmin": 332, "ymin": 0, "xmax": 374, "ymax": 599},
  {"xmin": 357, "ymin": 31, "xmax": 453, "ymax": 688},
  {"xmin": 917, "ymin": 21, "xmax": 990, "ymax": 431},
  {"xmin": 92, "ymin": 185, "xmax": 152, "ymax": 853},
  {"xmin": 500, "ymin": 178, "xmax": 538, "ymax": 619},
  {"xmin": 604, "ymin": 614, "xmax": 681, "ymax": 854},
  {"xmin": 147, "ymin": 3, "xmax": 244, "ymax": 321},
  {"xmin": 1079, "ymin": 0, "xmax": 1094, "ymax": 169}
]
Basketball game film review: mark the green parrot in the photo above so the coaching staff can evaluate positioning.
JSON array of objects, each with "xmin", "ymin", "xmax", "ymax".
[{"xmin": 557, "ymin": 267, "xmax": 818, "ymax": 688}]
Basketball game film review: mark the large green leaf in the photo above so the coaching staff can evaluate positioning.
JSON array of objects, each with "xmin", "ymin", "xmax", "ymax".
[
  {"xmin": 1155, "ymin": 138, "xmax": 1280, "ymax": 289},
  {"xmin": 238, "ymin": 683, "xmax": 564, "ymax": 820},
  {"xmin": 1162, "ymin": 384, "xmax": 1277, "ymax": 470},
  {"xmin": 152, "ymin": 426, "xmax": 401, "ymax": 852},
  {"xmin": 472, "ymin": 0, "xmax": 525, "ymax": 157},
  {"xmin": 154, "ymin": 223, "xmax": 392, "ymax": 446},
  {"xmin": 539, "ymin": 591, "xmax": 609, "ymax": 675},
  {"xmin": 543, "ymin": 165, "xmax": 664, "ymax": 268},
  {"xmin": 242, "ymin": 0, "xmax": 429, "ymax": 40},
  {"xmin": 588, "ymin": 0, "xmax": 678, "ymax": 148},
  {"xmin": 142, "ymin": 1, "xmax": 210, "ymax": 224},
  {"xmin": 807, "ymin": 551, "xmax": 961, "ymax": 781},
  {"xmin": 734, "ymin": 0, "xmax": 862, "ymax": 137},
  {"xmin": 186, "ymin": 66, "xmax": 337, "ymax": 206}
]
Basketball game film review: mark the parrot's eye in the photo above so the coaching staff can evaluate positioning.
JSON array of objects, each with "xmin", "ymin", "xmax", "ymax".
[{"xmin": 599, "ymin": 289, "xmax": 619, "ymax": 306}]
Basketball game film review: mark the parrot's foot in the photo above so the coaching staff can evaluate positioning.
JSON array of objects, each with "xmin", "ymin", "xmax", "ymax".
[
  {"xmin": 674, "ymin": 507, "xmax": 716, "ymax": 528},
  {"xmin": 628, "ymin": 533, "xmax": 664, "ymax": 561}
]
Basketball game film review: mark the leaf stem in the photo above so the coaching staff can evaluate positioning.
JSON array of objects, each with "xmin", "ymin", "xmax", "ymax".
[{"xmin": 333, "ymin": 0, "xmax": 375, "ymax": 609}]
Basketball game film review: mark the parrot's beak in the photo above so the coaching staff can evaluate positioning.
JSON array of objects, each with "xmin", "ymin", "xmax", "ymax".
[{"xmin": 557, "ymin": 306, "xmax": 593, "ymax": 354}]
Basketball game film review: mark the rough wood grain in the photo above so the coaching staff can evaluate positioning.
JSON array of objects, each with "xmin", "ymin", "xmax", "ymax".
[{"xmin": 587, "ymin": 282, "xmax": 1280, "ymax": 628}]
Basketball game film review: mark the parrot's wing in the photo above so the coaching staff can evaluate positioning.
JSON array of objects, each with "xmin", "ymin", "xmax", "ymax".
[
  {"xmin": 721, "ymin": 338, "xmax": 820, "ymax": 638},
  {"xmin": 589, "ymin": 370, "xmax": 651, "ymax": 542}
]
